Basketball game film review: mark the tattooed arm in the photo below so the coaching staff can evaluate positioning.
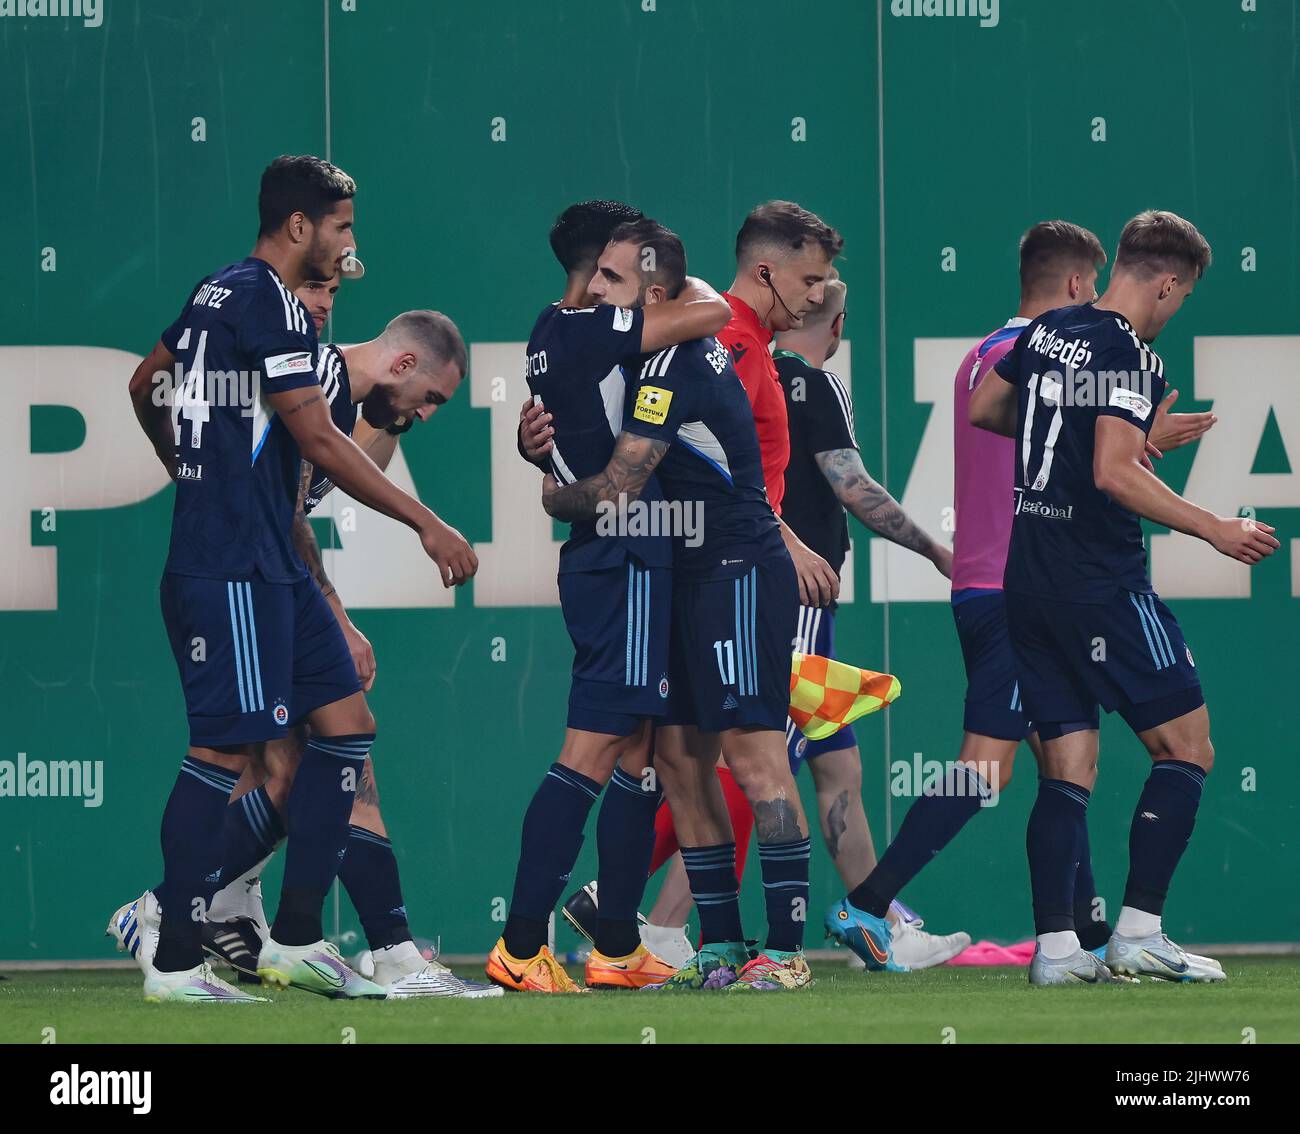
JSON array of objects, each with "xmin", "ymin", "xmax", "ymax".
[
  {"xmin": 291, "ymin": 460, "xmax": 378, "ymax": 689},
  {"xmin": 815, "ymin": 448, "xmax": 952, "ymax": 578},
  {"xmin": 541, "ymin": 432, "xmax": 670, "ymax": 523}
]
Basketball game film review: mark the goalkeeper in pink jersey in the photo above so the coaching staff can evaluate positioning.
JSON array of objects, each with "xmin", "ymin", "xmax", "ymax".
[{"xmin": 825, "ymin": 221, "xmax": 1216, "ymax": 969}]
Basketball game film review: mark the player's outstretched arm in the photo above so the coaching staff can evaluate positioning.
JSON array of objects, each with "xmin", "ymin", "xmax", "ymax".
[
  {"xmin": 639, "ymin": 277, "xmax": 731, "ymax": 353},
  {"xmin": 269, "ymin": 387, "xmax": 478, "ymax": 587},
  {"xmin": 540, "ymin": 432, "xmax": 669, "ymax": 523},
  {"xmin": 290, "ymin": 464, "xmax": 377, "ymax": 689},
  {"xmin": 777, "ymin": 519, "xmax": 841, "ymax": 607},
  {"xmin": 815, "ymin": 447, "xmax": 952, "ymax": 577},
  {"xmin": 127, "ymin": 339, "xmax": 179, "ymax": 478},
  {"xmin": 969, "ymin": 369, "xmax": 1018, "ymax": 437},
  {"xmin": 1094, "ymin": 416, "xmax": 1280, "ymax": 564}
]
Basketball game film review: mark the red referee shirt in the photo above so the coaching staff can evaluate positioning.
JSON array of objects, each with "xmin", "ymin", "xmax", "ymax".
[{"xmin": 719, "ymin": 291, "xmax": 790, "ymax": 514}]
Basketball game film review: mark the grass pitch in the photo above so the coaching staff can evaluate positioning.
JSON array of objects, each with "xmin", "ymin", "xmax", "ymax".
[{"xmin": 2, "ymin": 958, "xmax": 1297, "ymax": 1044}]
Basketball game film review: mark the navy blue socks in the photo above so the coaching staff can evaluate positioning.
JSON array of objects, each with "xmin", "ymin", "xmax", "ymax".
[
  {"xmin": 1027, "ymin": 778, "xmax": 1090, "ymax": 934},
  {"xmin": 338, "ymin": 825, "xmax": 411, "ymax": 951},
  {"xmin": 758, "ymin": 836, "xmax": 811, "ymax": 953},
  {"xmin": 681, "ymin": 842, "xmax": 744, "ymax": 944},
  {"xmin": 595, "ymin": 766, "xmax": 661, "ymax": 957},
  {"xmin": 1123, "ymin": 759, "xmax": 1206, "ymax": 916}
]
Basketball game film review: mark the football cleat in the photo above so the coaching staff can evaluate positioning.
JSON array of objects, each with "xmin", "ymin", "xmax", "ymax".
[
  {"xmin": 143, "ymin": 961, "xmax": 267, "ymax": 1003},
  {"xmin": 1105, "ymin": 931, "xmax": 1226, "ymax": 983},
  {"xmin": 585, "ymin": 944, "xmax": 678, "ymax": 990},
  {"xmin": 644, "ymin": 940, "xmax": 749, "ymax": 991},
  {"xmin": 640, "ymin": 923, "xmax": 695, "ymax": 971},
  {"xmin": 106, "ymin": 890, "xmax": 160, "ymax": 973},
  {"xmin": 374, "ymin": 940, "xmax": 503, "ymax": 999},
  {"xmin": 560, "ymin": 880, "xmax": 648, "ymax": 946},
  {"xmin": 202, "ymin": 916, "xmax": 265, "ymax": 984},
  {"xmin": 728, "ymin": 949, "xmax": 814, "ymax": 991},
  {"xmin": 888, "ymin": 917, "xmax": 971, "ymax": 970},
  {"xmin": 256, "ymin": 938, "xmax": 387, "ymax": 999},
  {"xmin": 825, "ymin": 897, "xmax": 908, "ymax": 971},
  {"xmin": 1028, "ymin": 944, "xmax": 1127, "ymax": 985},
  {"xmin": 485, "ymin": 939, "xmax": 587, "ymax": 993},
  {"xmin": 207, "ymin": 866, "xmax": 271, "ymax": 939}
]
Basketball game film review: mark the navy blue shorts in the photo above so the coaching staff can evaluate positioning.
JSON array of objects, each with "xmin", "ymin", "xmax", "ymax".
[
  {"xmin": 663, "ymin": 552, "xmax": 798, "ymax": 734},
  {"xmin": 1006, "ymin": 588, "xmax": 1204, "ymax": 735},
  {"xmin": 558, "ymin": 557, "xmax": 672, "ymax": 736},
  {"xmin": 951, "ymin": 590, "xmax": 1031, "ymax": 742},
  {"xmin": 160, "ymin": 573, "xmax": 362, "ymax": 749},
  {"xmin": 786, "ymin": 604, "xmax": 857, "ymax": 773}
]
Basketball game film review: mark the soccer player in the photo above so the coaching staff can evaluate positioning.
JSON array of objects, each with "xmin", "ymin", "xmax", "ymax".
[
  {"xmin": 486, "ymin": 201, "xmax": 732, "ymax": 993},
  {"xmin": 969, "ymin": 210, "xmax": 1278, "ymax": 983},
  {"xmin": 126, "ymin": 155, "xmax": 476, "ymax": 1001},
  {"xmin": 113, "ymin": 274, "xmax": 500, "ymax": 997},
  {"xmin": 542, "ymin": 219, "xmax": 812, "ymax": 992},
  {"xmin": 772, "ymin": 276, "xmax": 971, "ymax": 970}
]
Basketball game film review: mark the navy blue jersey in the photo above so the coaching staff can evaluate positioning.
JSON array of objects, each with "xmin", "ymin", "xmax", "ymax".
[
  {"xmin": 160, "ymin": 257, "xmax": 319, "ymax": 583},
  {"xmin": 622, "ymin": 336, "xmax": 783, "ymax": 578},
  {"xmin": 525, "ymin": 302, "xmax": 671, "ymax": 572},
  {"xmin": 303, "ymin": 344, "xmax": 356, "ymax": 515},
  {"xmin": 994, "ymin": 304, "xmax": 1167, "ymax": 602}
]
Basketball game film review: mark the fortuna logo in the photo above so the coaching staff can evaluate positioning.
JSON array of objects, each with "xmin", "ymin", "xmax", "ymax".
[
  {"xmin": 1025, "ymin": 323, "xmax": 1094, "ymax": 370},
  {"xmin": 49, "ymin": 1066, "xmax": 151, "ymax": 1114}
]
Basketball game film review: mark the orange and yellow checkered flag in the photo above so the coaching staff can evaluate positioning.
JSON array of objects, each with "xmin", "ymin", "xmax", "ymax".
[{"xmin": 788, "ymin": 653, "xmax": 901, "ymax": 740}]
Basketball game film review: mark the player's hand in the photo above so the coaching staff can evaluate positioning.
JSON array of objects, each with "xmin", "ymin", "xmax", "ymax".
[
  {"xmin": 930, "ymin": 543, "xmax": 953, "ymax": 579},
  {"xmin": 419, "ymin": 517, "xmax": 478, "ymax": 586},
  {"xmin": 341, "ymin": 617, "xmax": 377, "ymax": 691},
  {"xmin": 1205, "ymin": 514, "xmax": 1280, "ymax": 564},
  {"xmin": 786, "ymin": 538, "xmax": 839, "ymax": 607},
  {"xmin": 520, "ymin": 397, "xmax": 554, "ymax": 461},
  {"xmin": 541, "ymin": 473, "xmax": 561, "ymax": 516},
  {"xmin": 1148, "ymin": 389, "xmax": 1216, "ymax": 454}
]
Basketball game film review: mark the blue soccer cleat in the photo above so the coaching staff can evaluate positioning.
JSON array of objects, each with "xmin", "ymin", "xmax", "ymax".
[{"xmin": 825, "ymin": 897, "xmax": 909, "ymax": 971}]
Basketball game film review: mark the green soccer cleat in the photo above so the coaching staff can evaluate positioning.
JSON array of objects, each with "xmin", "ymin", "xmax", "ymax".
[
  {"xmin": 642, "ymin": 940, "xmax": 749, "ymax": 991},
  {"xmin": 256, "ymin": 938, "xmax": 388, "ymax": 999}
]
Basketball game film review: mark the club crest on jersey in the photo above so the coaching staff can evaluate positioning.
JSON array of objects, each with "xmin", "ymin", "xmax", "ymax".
[
  {"xmin": 634, "ymin": 385, "xmax": 672, "ymax": 425},
  {"xmin": 1185, "ymin": 645, "xmax": 1195, "ymax": 668},
  {"xmin": 658, "ymin": 674, "xmax": 670, "ymax": 699},
  {"xmin": 272, "ymin": 700, "xmax": 289, "ymax": 726}
]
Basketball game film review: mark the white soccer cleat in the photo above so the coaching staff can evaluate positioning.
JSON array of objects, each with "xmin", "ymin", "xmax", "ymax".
[
  {"xmin": 639, "ymin": 923, "xmax": 695, "ymax": 971},
  {"xmin": 106, "ymin": 891, "xmax": 161, "ymax": 973},
  {"xmin": 256, "ymin": 937, "xmax": 388, "ymax": 999},
  {"xmin": 1105, "ymin": 931, "xmax": 1226, "ymax": 983},
  {"xmin": 372, "ymin": 939, "xmax": 503, "ymax": 999},
  {"xmin": 207, "ymin": 864, "xmax": 271, "ymax": 939},
  {"xmin": 143, "ymin": 961, "xmax": 267, "ymax": 1003},
  {"xmin": 888, "ymin": 917, "xmax": 972, "ymax": 970},
  {"xmin": 1029, "ymin": 944, "xmax": 1128, "ymax": 986}
]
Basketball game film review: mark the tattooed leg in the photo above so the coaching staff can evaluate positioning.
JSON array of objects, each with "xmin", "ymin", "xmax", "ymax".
[{"xmin": 808, "ymin": 746, "xmax": 878, "ymax": 890}]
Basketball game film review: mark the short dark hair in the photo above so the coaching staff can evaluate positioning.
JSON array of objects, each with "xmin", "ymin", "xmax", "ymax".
[
  {"xmin": 382, "ymin": 310, "xmax": 468, "ymax": 378},
  {"xmin": 608, "ymin": 218, "xmax": 687, "ymax": 299},
  {"xmin": 258, "ymin": 155, "xmax": 356, "ymax": 237},
  {"xmin": 1114, "ymin": 210, "xmax": 1213, "ymax": 281},
  {"xmin": 1018, "ymin": 220, "xmax": 1106, "ymax": 296},
  {"xmin": 735, "ymin": 200, "xmax": 843, "ymax": 266},
  {"xmin": 549, "ymin": 200, "xmax": 644, "ymax": 274}
]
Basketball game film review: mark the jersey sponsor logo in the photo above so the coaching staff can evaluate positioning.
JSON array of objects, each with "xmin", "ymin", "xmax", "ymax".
[
  {"xmin": 1013, "ymin": 488, "xmax": 1073, "ymax": 520},
  {"xmin": 264, "ymin": 351, "xmax": 313, "ymax": 379},
  {"xmin": 1108, "ymin": 386, "xmax": 1153, "ymax": 420},
  {"xmin": 175, "ymin": 461, "xmax": 203, "ymax": 482},
  {"xmin": 633, "ymin": 384, "xmax": 672, "ymax": 424},
  {"xmin": 612, "ymin": 307, "xmax": 634, "ymax": 332},
  {"xmin": 728, "ymin": 342, "xmax": 749, "ymax": 365}
]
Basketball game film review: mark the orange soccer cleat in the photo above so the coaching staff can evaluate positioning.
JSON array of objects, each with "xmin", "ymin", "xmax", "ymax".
[
  {"xmin": 584, "ymin": 943, "xmax": 679, "ymax": 990},
  {"xmin": 485, "ymin": 939, "xmax": 587, "ymax": 993}
]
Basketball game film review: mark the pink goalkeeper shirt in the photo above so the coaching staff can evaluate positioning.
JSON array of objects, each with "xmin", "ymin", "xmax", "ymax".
[{"xmin": 951, "ymin": 318, "xmax": 1030, "ymax": 594}]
